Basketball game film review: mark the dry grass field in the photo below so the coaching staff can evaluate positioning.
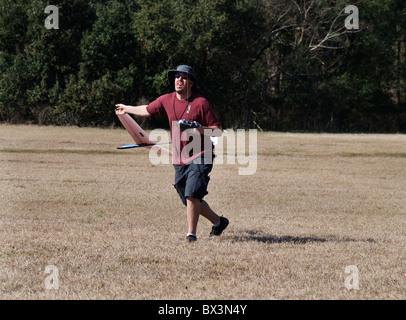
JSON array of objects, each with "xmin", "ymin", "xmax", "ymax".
[{"xmin": 0, "ymin": 124, "xmax": 405, "ymax": 300}]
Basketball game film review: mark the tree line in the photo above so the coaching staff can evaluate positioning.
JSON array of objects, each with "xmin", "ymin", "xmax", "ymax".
[{"xmin": 0, "ymin": 0, "xmax": 405, "ymax": 132}]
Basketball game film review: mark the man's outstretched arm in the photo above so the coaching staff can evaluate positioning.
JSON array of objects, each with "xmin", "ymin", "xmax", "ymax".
[{"xmin": 115, "ymin": 104, "xmax": 151, "ymax": 117}]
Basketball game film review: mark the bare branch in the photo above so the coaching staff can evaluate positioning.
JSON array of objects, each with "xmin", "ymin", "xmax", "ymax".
[{"xmin": 309, "ymin": 7, "xmax": 362, "ymax": 51}]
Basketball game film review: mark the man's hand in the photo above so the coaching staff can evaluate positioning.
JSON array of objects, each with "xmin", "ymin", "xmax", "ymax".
[
  {"xmin": 178, "ymin": 119, "xmax": 200, "ymax": 131},
  {"xmin": 115, "ymin": 104, "xmax": 128, "ymax": 115}
]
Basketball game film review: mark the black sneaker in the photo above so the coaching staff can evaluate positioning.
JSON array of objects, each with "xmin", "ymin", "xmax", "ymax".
[
  {"xmin": 186, "ymin": 235, "xmax": 197, "ymax": 243},
  {"xmin": 210, "ymin": 217, "xmax": 229, "ymax": 236}
]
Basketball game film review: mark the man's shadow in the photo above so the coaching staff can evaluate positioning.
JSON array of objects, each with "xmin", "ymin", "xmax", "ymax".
[{"xmin": 231, "ymin": 230, "xmax": 376, "ymax": 244}]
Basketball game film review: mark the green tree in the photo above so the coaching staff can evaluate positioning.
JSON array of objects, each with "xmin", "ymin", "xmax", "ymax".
[
  {"xmin": 0, "ymin": 0, "xmax": 95, "ymax": 124},
  {"xmin": 0, "ymin": 0, "xmax": 404, "ymax": 131},
  {"xmin": 0, "ymin": 0, "xmax": 30, "ymax": 121},
  {"xmin": 54, "ymin": 0, "xmax": 141, "ymax": 126}
]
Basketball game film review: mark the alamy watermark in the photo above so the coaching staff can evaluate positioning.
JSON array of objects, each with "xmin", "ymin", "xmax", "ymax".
[
  {"xmin": 44, "ymin": 265, "xmax": 59, "ymax": 290},
  {"xmin": 344, "ymin": 265, "xmax": 359, "ymax": 291},
  {"xmin": 148, "ymin": 124, "xmax": 258, "ymax": 176},
  {"xmin": 44, "ymin": 5, "xmax": 59, "ymax": 30},
  {"xmin": 344, "ymin": 5, "xmax": 359, "ymax": 30}
]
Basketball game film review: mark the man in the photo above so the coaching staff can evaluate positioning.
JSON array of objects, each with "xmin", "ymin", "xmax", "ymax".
[{"xmin": 115, "ymin": 65, "xmax": 229, "ymax": 242}]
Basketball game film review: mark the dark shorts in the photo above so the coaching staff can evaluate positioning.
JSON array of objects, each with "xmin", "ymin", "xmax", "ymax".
[{"xmin": 173, "ymin": 159, "xmax": 213, "ymax": 206}]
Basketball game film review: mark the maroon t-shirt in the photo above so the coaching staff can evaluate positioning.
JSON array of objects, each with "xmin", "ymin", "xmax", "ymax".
[{"xmin": 146, "ymin": 92, "xmax": 222, "ymax": 162}]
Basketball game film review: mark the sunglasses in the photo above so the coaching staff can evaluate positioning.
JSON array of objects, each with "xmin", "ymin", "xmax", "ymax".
[{"xmin": 174, "ymin": 74, "xmax": 189, "ymax": 80}]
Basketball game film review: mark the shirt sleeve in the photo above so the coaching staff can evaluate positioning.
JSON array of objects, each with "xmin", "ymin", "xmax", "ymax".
[{"xmin": 146, "ymin": 95, "xmax": 167, "ymax": 117}]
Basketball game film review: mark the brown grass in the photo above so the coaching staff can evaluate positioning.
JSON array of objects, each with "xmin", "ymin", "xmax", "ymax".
[{"xmin": 0, "ymin": 124, "xmax": 405, "ymax": 300}]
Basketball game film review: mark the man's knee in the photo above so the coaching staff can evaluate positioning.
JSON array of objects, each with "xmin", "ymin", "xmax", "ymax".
[{"xmin": 186, "ymin": 196, "xmax": 200, "ymax": 203}]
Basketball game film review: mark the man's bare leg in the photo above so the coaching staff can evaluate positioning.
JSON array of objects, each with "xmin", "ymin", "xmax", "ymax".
[
  {"xmin": 199, "ymin": 200, "xmax": 220, "ymax": 225},
  {"xmin": 186, "ymin": 197, "xmax": 201, "ymax": 235},
  {"xmin": 186, "ymin": 197, "xmax": 227, "ymax": 240}
]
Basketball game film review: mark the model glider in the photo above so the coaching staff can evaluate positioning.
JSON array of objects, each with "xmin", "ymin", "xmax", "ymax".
[
  {"xmin": 116, "ymin": 113, "xmax": 172, "ymax": 155},
  {"xmin": 116, "ymin": 113, "xmax": 206, "ymax": 164}
]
